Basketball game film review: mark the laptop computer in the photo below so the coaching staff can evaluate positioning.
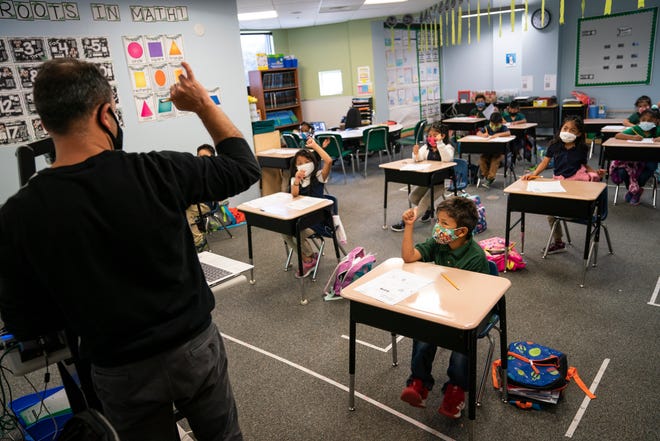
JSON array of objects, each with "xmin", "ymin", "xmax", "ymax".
[
  {"xmin": 197, "ymin": 251, "xmax": 253, "ymax": 287},
  {"xmin": 310, "ymin": 121, "xmax": 326, "ymax": 132}
]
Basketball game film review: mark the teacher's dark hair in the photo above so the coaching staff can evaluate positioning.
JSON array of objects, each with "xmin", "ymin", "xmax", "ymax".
[{"xmin": 34, "ymin": 58, "xmax": 113, "ymax": 135}]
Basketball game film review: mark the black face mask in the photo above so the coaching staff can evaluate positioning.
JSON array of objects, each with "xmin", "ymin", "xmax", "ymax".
[{"xmin": 97, "ymin": 107, "xmax": 123, "ymax": 151}]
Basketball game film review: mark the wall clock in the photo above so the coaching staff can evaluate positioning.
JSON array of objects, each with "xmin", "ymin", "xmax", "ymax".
[{"xmin": 531, "ymin": 8, "xmax": 551, "ymax": 30}]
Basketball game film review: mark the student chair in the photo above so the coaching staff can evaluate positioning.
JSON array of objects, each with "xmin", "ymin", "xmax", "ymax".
[
  {"xmin": 543, "ymin": 188, "xmax": 613, "ymax": 279},
  {"xmin": 361, "ymin": 126, "xmax": 390, "ymax": 178},
  {"xmin": 282, "ymin": 132, "xmax": 303, "ymax": 149},
  {"xmin": 315, "ymin": 133, "xmax": 355, "ymax": 184},
  {"xmin": 195, "ymin": 200, "xmax": 233, "ymax": 241},
  {"xmin": 612, "ymin": 173, "xmax": 658, "ymax": 208},
  {"xmin": 388, "ymin": 260, "xmax": 501, "ymax": 407},
  {"xmin": 445, "ymin": 158, "xmax": 469, "ymax": 196},
  {"xmin": 283, "ymin": 194, "xmax": 346, "ymax": 282},
  {"xmin": 395, "ymin": 119, "xmax": 426, "ymax": 159}
]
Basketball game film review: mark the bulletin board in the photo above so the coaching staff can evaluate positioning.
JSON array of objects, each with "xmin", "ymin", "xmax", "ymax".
[{"xmin": 575, "ymin": 7, "xmax": 657, "ymax": 86}]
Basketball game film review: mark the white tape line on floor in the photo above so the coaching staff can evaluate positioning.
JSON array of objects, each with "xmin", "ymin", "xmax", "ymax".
[
  {"xmin": 565, "ymin": 358, "xmax": 610, "ymax": 438},
  {"xmin": 647, "ymin": 276, "xmax": 660, "ymax": 307}
]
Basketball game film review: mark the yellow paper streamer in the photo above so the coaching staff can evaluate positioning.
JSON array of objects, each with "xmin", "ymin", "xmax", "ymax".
[
  {"xmin": 488, "ymin": 1, "xmax": 491, "ymax": 26},
  {"xmin": 560, "ymin": 0, "xmax": 565, "ymax": 24},
  {"xmin": 511, "ymin": 0, "xmax": 515, "ymax": 32},
  {"xmin": 524, "ymin": 0, "xmax": 528, "ymax": 31},
  {"xmin": 604, "ymin": 0, "xmax": 612, "ymax": 15},
  {"xmin": 452, "ymin": 6, "xmax": 456, "ymax": 46},
  {"xmin": 434, "ymin": 15, "xmax": 438, "ymax": 49},
  {"xmin": 499, "ymin": 9, "xmax": 502, "ymax": 38},
  {"xmin": 439, "ymin": 13, "xmax": 443, "ymax": 47},
  {"xmin": 638, "ymin": 0, "xmax": 644, "ymax": 8},
  {"xmin": 446, "ymin": 10, "xmax": 449, "ymax": 46},
  {"xmin": 581, "ymin": 0, "xmax": 585, "ymax": 18},
  {"xmin": 467, "ymin": 0, "xmax": 471, "ymax": 45},
  {"xmin": 458, "ymin": 6, "xmax": 462, "ymax": 45},
  {"xmin": 541, "ymin": 0, "xmax": 545, "ymax": 25},
  {"xmin": 477, "ymin": 0, "xmax": 481, "ymax": 41}
]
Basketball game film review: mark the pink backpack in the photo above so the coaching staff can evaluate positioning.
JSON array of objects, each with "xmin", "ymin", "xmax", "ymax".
[
  {"xmin": 323, "ymin": 247, "xmax": 376, "ymax": 301},
  {"xmin": 478, "ymin": 237, "xmax": 526, "ymax": 272}
]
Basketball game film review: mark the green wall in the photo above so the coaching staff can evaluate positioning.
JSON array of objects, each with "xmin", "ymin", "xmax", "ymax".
[{"xmin": 272, "ymin": 20, "xmax": 377, "ymax": 100}]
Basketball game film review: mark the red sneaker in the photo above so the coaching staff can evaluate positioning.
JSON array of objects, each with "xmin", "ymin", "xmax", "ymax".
[
  {"xmin": 400, "ymin": 378, "xmax": 429, "ymax": 408},
  {"xmin": 438, "ymin": 384, "xmax": 465, "ymax": 419}
]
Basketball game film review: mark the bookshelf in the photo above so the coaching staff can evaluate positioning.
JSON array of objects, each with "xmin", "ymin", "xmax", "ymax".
[
  {"xmin": 351, "ymin": 97, "xmax": 373, "ymax": 126},
  {"xmin": 248, "ymin": 68, "xmax": 302, "ymax": 131}
]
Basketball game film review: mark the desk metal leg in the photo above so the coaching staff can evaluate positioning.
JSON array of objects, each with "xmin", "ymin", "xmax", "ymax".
[
  {"xmin": 391, "ymin": 333, "xmax": 398, "ymax": 366},
  {"xmin": 247, "ymin": 225, "xmax": 255, "ymax": 284},
  {"xmin": 382, "ymin": 179, "xmax": 388, "ymax": 229},
  {"xmin": 580, "ymin": 217, "xmax": 593, "ymax": 288},
  {"xmin": 504, "ymin": 207, "xmax": 511, "ymax": 273},
  {"xmin": 296, "ymin": 222, "xmax": 307, "ymax": 305},
  {"xmin": 498, "ymin": 296, "xmax": 508, "ymax": 403},
  {"xmin": 520, "ymin": 213, "xmax": 526, "ymax": 254},
  {"xmin": 467, "ymin": 330, "xmax": 478, "ymax": 420},
  {"xmin": 348, "ymin": 319, "xmax": 357, "ymax": 411}
]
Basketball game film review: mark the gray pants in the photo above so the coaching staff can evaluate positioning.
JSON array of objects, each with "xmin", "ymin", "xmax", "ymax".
[{"xmin": 91, "ymin": 323, "xmax": 242, "ymax": 441}]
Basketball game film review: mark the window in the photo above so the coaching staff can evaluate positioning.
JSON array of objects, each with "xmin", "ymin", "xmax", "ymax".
[
  {"xmin": 240, "ymin": 32, "xmax": 274, "ymax": 83},
  {"xmin": 318, "ymin": 70, "xmax": 343, "ymax": 96}
]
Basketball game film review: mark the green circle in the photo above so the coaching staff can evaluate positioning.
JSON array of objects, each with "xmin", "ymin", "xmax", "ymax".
[{"xmin": 529, "ymin": 347, "xmax": 541, "ymax": 357}]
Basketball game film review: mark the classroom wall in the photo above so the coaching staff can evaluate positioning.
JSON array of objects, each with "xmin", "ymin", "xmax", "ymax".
[
  {"xmin": 0, "ymin": 0, "xmax": 258, "ymax": 205},
  {"xmin": 271, "ymin": 20, "xmax": 378, "ymax": 127},
  {"xmin": 558, "ymin": 1, "xmax": 659, "ymax": 116}
]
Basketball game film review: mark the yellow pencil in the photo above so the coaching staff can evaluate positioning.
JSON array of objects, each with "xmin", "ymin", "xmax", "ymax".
[{"xmin": 442, "ymin": 273, "xmax": 460, "ymax": 290}]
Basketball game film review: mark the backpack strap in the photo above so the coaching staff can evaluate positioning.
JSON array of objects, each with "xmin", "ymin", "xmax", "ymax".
[
  {"xmin": 342, "ymin": 254, "xmax": 376, "ymax": 285},
  {"xmin": 491, "ymin": 358, "xmax": 502, "ymax": 389},
  {"xmin": 566, "ymin": 366, "xmax": 596, "ymax": 399},
  {"xmin": 322, "ymin": 247, "xmax": 365, "ymax": 296},
  {"xmin": 507, "ymin": 351, "xmax": 561, "ymax": 375}
]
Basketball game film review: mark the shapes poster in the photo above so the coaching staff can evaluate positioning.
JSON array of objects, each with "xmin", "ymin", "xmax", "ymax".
[{"xmin": 0, "ymin": 35, "xmax": 122, "ymax": 146}]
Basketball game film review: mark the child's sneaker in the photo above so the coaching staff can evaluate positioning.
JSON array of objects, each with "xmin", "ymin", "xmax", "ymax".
[
  {"xmin": 439, "ymin": 384, "xmax": 465, "ymax": 419},
  {"xmin": 630, "ymin": 189, "xmax": 643, "ymax": 206},
  {"xmin": 624, "ymin": 191, "xmax": 633, "ymax": 203},
  {"xmin": 544, "ymin": 241, "xmax": 566, "ymax": 254},
  {"xmin": 390, "ymin": 221, "xmax": 405, "ymax": 232},
  {"xmin": 420, "ymin": 209, "xmax": 434, "ymax": 223},
  {"xmin": 295, "ymin": 254, "xmax": 318, "ymax": 278},
  {"xmin": 400, "ymin": 378, "xmax": 429, "ymax": 408}
]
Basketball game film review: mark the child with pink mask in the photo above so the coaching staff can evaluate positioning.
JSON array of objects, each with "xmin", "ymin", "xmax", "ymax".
[{"xmin": 390, "ymin": 122, "xmax": 454, "ymax": 232}]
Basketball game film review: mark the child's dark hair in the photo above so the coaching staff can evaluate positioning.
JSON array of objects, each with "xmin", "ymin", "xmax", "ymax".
[
  {"xmin": 289, "ymin": 149, "xmax": 320, "ymax": 189},
  {"xmin": 474, "ymin": 93, "xmax": 486, "ymax": 102},
  {"xmin": 300, "ymin": 121, "xmax": 313, "ymax": 132},
  {"xmin": 490, "ymin": 112, "xmax": 503, "ymax": 124},
  {"xmin": 556, "ymin": 115, "xmax": 586, "ymax": 145},
  {"xmin": 196, "ymin": 144, "xmax": 216, "ymax": 156},
  {"xmin": 640, "ymin": 109, "xmax": 659, "ymax": 121},
  {"xmin": 435, "ymin": 197, "xmax": 479, "ymax": 234},
  {"xmin": 508, "ymin": 101, "xmax": 520, "ymax": 110},
  {"xmin": 428, "ymin": 121, "xmax": 449, "ymax": 139},
  {"xmin": 635, "ymin": 95, "xmax": 651, "ymax": 107}
]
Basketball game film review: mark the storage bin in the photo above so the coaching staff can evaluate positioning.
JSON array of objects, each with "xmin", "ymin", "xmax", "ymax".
[
  {"xmin": 252, "ymin": 120, "xmax": 275, "ymax": 134},
  {"xmin": 267, "ymin": 54, "xmax": 284, "ymax": 69},
  {"xmin": 283, "ymin": 58, "xmax": 298, "ymax": 68},
  {"xmin": 588, "ymin": 105, "xmax": 599, "ymax": 119},
  {"xmin": 10, "ymin": 386, "xmax": 73, "ymax": 441}
]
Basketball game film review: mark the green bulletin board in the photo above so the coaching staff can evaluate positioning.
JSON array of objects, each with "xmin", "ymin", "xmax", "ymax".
[{"xmin": 576, "ymin": 7, "xmax": 657, "ymax": 86}]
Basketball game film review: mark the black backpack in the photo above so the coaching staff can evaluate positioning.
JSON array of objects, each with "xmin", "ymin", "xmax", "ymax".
[{"xmin": 58, "ymin": 409, "xmax": 120, "ymax": 441}]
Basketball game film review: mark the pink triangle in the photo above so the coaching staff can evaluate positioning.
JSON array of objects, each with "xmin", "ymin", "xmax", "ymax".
[{"xmin": 141, "ymin": 101, "xmax": 153, "ymax": 117}]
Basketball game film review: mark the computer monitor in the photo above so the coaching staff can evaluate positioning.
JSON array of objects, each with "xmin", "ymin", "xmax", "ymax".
[{"xmin": 310, "ymin": 121, "xmax": 326, "ymax": 132}]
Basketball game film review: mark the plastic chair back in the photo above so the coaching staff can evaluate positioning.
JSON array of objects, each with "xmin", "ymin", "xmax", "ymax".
[
  {"xmin": 488, "ymin": 260, "xmax": 499, "ymax": 276},
  {"xmin": 362, "ymin": 126, "xmax": 389, "ymax": 154},
  {"xmin": 447, "ymin": 158, "xmax": 469, "ymax": 192},
  {"xmin": 282, "ymin": 132, "xmax": 302, "ymax": 149},
  {"xmin": 414, "ymin": 120, "xmax": 428, "ymax": 144},
  {"xmin": 315, "ymin": 133, "xmax": 345, "ymax": 160}
]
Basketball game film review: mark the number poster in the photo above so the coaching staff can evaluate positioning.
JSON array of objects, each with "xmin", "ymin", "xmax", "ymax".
[{"xmin": 0, "ymin": 35, "xmax": 121, "ymax": 146}]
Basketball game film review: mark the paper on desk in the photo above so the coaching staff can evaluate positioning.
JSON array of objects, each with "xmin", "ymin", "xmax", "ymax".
[
  {"xmin": 243, "ymin": 192, "xmax": 292, "ymax": 210},
  {"xmin": 627, "ymin": 138, "xmax": 654, "ymax": 144},
  {"xmin": 355, "ymin": 269, "xmax": 432, "ymax": 305},
  {"xmin": 259, "ymin": 148, "xmax": 295, "ymax": 155},
  {"xmin": 400, "ymin": 163, "xmax": 432, "ymax": 171},
  {"xmin": 600, "ymin": 125, "xmax": 625, "ymax": 131},
  {"xmin": 286, "ymin": 196, "xmax": 323, "ymax": 211},
  {"xmin": 526, "ymin": 180, "xmax": 566, "ymax": 193}
]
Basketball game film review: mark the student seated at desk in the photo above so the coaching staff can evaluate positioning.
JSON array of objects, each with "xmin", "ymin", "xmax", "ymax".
[
  {"xmin": 476, "ymin": 112, "xmax": 510, "ymax": 188},
  {"xmin": 282, "ymin": 137, "xmax": 333, "ymax": 278},
  {"xmin": 610, "ymin": 108, "xmax": 660, "ymax": 205},
  {"xmin": 469, "ymin": 94, "xmax": 487, "ymax": 118},
  {"xmin": 185, "ymin": 143, "xmax": 216, "ymax": 252},
  {"xmin": 293, "ymin": 121, "xmax": 314, "ymax": 142},
  {"xmin": 522, "ymin": 116, "xmax": 605, "ymax": 254},
  {"xmin": 391, "ymin": 122, "xmax": 454, "ymax": 232},
  {"xmin": 502, "ymin": 101, "xmax": 528, "ymax": 161},
  {"xmin": 398, "ymin": 197, "xmax": 489, "ymax": 419},
  {"xmin": 623, "ymin": 95, "xmax": 652, "ymax": 127}
]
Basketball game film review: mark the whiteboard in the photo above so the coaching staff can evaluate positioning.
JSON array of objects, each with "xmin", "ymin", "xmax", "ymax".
[{"xmin": 576, "ymin": 7, "xmax": 657, "ymax": 86}]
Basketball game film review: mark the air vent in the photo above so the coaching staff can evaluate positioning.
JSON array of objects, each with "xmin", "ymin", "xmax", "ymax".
[{"xmin": 319, "ymin": 5, "xmax": 361, "ymax": 13}]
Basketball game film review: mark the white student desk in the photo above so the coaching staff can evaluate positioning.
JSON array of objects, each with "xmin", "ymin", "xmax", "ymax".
[
  {"xmin": 341, "ymin": 258, "xmax": 510, "ymax": 421},
  {"xmin": 378, "ymin": 159, "xmax": 457, "ymax": 228},
  {"xmin": 442, "ymin": 116, "xmax": 487, "ymax": 132},
  {"xmin": 237, "ymin": 193, "xmax": 340, "ymax": 304},
  {"xmin": 317, "ymin": 123, "xmax": 403, "ymax": 140},
  {"xmin": 583, "ymin": 119, "xmax": 625, "ymax": 164},
  {"xmin": 601, "ymin": 137, "xmax": 660, "ymax": 163},
  {"xmin": 503, "ymin": 179, "xmax": 607, "ymax": 287},
  {"xmin": 457, "ymin": 135, "xmax": 518, "ymax": 183}
]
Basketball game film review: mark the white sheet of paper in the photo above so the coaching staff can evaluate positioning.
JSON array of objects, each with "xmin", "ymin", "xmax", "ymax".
[
  {"xmin": 526, "ymin": 181, "xmax": 566, "ymax": 193},
  {"xmin": 243, "ymin": 192, "xmax": 292, "ymax": 209},
  {"xmin": 483, "ymin": 104, "xmax": 496, "ymax": 120},
  {"xmin": 627, "ymin": 138, "xmax": 654, "ymax": 144},
  {"xmin": 286, "ymin": 196, "xmax": 323, "ymax": 211},
  {"xmin": 355, "ymin": 269, "xmax": 433, "ymax": 305},
  {"xmin": 600, "ymin": 125, "xmax": 625, "ymax": 131},
  {"xmin": 259, "ymin": 148, "xmax": 296, "ymax": 155},
  {"xmin": 400, "ymin": 163, "xmax": 432, "ymax": 171}
]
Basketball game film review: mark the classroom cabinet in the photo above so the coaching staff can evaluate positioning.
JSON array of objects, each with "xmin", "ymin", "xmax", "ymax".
[
  {"xmin": 248, "ymin": 68, "xmax": 303, "ymax": 131},
  {"xmin": 520, "ymin": 105, "xmax": 560, "ymax": 133}
]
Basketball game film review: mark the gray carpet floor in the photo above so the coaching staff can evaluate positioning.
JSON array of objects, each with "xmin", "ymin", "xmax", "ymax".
[{"xmin": 4, "ymin": 143, "xmax": 659, "ymax": 441}]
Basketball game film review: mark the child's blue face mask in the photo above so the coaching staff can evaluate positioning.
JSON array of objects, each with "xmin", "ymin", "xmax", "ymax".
[
  {"xmin": 476, "ymin": 101, "xmax": 486, "ymax": 109},
  {"xmin": 432, "ymin": 223, "xmax": 461, "ymax": 244}
]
